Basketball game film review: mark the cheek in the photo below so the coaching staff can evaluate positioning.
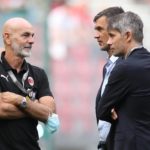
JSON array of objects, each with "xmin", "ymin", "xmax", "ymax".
[
  {"xmin": 103, "ymin": 32, "xmax": 109, "ymax": 39},
  {"xmin": 114, "ymin": 38, "xmax": 121, "ymax": 46},
  {"xmin": 119, "ymin": 39, "xmax": 124, "ymax": 47},
  {"xmin": 112, "ymin": 40, "xmax": 118, "ymax": 47}
]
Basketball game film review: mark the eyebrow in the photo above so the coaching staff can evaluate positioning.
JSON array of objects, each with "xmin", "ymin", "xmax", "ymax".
[
  {"xmin": 21, "ymin": 32, "xmax": 34, "ymax": 36},
  {"xmin": 94, "ymin": 26, "xmax": 103, "ymax": 30}
]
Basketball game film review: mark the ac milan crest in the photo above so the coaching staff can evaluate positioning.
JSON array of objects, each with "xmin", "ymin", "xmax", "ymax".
[{"xmin": 27, "ymin": 76, "xmax": 34, "ymax": 86}]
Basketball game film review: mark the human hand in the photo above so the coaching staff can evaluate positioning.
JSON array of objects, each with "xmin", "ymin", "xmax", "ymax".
[
  {"xmin": 0, "ymin": 92, "xmax": 22, "ymax": 105},
  {"xmin": 111, "ymin": 108, "xmax": 118, "ymax": 120}
]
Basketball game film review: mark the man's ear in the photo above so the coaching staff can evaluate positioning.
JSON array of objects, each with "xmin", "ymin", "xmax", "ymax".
[
  {"xmin": 124, "ymin": 31, "xmax": 132, "ymax": 43},
  {"xmin": 3, "ymin": 33, "xmax": 11, "ymax": 45}
]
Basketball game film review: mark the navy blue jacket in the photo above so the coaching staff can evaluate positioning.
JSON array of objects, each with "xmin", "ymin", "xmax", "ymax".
[{"xmin": 97, "ymin": 47, "xmax": 150, "ymax": 150}]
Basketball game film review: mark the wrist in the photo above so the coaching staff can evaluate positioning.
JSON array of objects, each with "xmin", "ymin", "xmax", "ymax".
[{"xmin": 19, "ymin": 96, "xmax": 30, "ymax": 109}]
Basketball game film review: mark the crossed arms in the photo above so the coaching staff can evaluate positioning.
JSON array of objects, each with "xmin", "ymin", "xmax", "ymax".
[
  {"xmin": 97, "ymin": 63, "xmax": 130, "ymax": 122},
  {"xmin": 0, "ymin": 91, "xmax": 56, "ymax": 122}
]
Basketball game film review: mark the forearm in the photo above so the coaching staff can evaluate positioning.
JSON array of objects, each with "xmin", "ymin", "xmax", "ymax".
[
  {"xmin": 0, "ymin": 102, "xmax": 26, "ymax": 119},
  {"xmin": 21, "ymin": 100, "xmax": 50, "ymax": 122},
  {"xmin": 17, "ymin": 96, "xmax": 56, "ymax": 123},
  {"xmin": 97, "ymin": 104, "xmax": 114, "ymax": 122},
  {"xmin": 1, "ymin": 92, "xmax": 56, "ymax": 122}
]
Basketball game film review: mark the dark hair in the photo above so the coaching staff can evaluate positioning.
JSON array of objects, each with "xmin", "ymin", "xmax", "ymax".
[{"xmin": 93, "ymin": 6, "xmax": 124, "ymax": 22}]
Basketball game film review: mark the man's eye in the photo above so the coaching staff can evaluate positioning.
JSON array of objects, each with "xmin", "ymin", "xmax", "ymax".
[
  {"xmin": 23, "ymin": 34, "xmax": 29, "ymax": 37},
  {"xmin": 109, "ymin": 34, "xmax": 114, "ymax": 37},
  {"xmin": 97, "ymin": 28, "xmax": 102, "ymax": 32}
]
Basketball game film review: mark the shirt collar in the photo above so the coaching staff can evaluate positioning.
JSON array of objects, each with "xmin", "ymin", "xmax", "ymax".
[
  {"xmin": 1, "ymin": 51, "xmax": 28, "ymax": 72},
  {"xmin": 109, "ymin": 55, "xmax": 119, "ymax": 64}
]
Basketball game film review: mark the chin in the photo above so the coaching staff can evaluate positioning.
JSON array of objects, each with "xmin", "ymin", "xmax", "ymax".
[
  {"xmin": 22, "ymin": 50, "xmax": 31, "ymax": 57},
  {"xmin": 20, "ymin": 52, "xmax": 31, "ymax": 58},
  {"xmin": 24, "ymin": 53, "xmax": 31, "ymax": 57},
  {"xmin": 100, "ymin": 47, "xmax": 108, "ymax": 51}
]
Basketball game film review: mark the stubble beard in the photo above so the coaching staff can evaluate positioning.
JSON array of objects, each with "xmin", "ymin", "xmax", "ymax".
[
  {"xmin": 12, "ymin": 42, "xmax": 31, "ymax": 58},
  {"xmin": 101, "ymin": 44, "xmax": 110, "ymax": 52}
]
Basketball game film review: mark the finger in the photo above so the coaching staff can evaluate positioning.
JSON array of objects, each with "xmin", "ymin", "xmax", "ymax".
[{"xmin": 111, "ymin": 109, "xmax": 118, "ymax": 120}]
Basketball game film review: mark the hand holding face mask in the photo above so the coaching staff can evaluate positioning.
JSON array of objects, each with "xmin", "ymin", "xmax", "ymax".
[{"xmin": 45, "ymin": 113, "xmax": 60, "ymax": 134}]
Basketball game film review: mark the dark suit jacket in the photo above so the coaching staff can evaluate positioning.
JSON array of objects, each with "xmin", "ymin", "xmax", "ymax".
[
  {"xmin": 95, "ymin": 69, "xmax": 105, "ymax": 123},
  {"xmin": 96, "ymin": 57, "xmax": 122, "ymax": 122},
  {"xmin": 95, "ymin": 57, "xmax": 122, "ymax": 150},
  {"xmin": 97, "ymin": 47, "xmax": 150, "ymax": 150}
]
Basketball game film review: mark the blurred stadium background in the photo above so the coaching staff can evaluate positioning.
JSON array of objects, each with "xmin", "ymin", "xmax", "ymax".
[{"xmin": 0, "ymin": 0, "xmax": 150, "ymax": 150}]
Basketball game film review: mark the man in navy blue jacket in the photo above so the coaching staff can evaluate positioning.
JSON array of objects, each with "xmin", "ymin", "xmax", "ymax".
[{"xmin": 97, "ymin": 11, "xmax": 150, "ymax": 150}]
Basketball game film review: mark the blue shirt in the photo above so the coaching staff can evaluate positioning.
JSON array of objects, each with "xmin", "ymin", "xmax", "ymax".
[
  {"xmin": 101, "ymin": 55, "xmax": 118, "ymax": 96},
  {"xmin": 98, "ymin": 55, "xmax": 118, "ymax": 142}
]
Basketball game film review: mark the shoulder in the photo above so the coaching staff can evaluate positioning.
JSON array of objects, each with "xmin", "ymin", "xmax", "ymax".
[
  {"xmin": 113, "ymin": 59, "xmax": 127, "ymax": 72},
  {"xmin": 27, "ymin": 63, "xmax": 46, "ymax": 75},
  {"xmin": 129, "ymin": 47, "xmax": 150, "ymax": 58}
]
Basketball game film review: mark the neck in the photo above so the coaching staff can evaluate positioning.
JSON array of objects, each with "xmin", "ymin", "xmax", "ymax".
[
  {"xmin": 125, "ymin": 42, "xmax": 142, "ymax": 59},
  {"xmin": 5, "ymin": 50, "xmax": 24, "ymax": 72}
]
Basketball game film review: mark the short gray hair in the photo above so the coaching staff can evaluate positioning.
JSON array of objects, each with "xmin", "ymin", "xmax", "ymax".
[{"xmin": 108, "ymin": 11, "xmax": 144, "ymax": 44}]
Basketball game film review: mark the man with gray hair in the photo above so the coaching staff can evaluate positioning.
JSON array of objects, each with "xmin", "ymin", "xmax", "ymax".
[{"xmin": 97, "ymin": 11, "xmax": 150, "ymax": 150}]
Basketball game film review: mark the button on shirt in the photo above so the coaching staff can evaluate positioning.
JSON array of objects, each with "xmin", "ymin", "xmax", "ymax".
[{"xmin": 98, "ymin": 55, "xmax": 118, "ymax": 142}]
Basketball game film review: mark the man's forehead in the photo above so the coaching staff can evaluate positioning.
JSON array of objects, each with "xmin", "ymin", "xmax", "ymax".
[
  {"xmin": 96, "ymin": 16, "xmax": 108, "ymax": 23},
  {"xmin": 12, "ymin": 23, "xmax": 34, "ymax": 35},
  {"xmin": 94, "ymin": 16, "xmax": 108, "ymax": 27},
  {"xmin": 20, "ymin": 26, "xmax": 34, "ymax": 33}
]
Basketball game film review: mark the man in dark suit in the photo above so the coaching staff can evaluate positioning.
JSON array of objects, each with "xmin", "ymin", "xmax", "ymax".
[
  {"xmin": 93, "ymin": 7, "xmax": 124, "ymax": 150},
  {"xmin": 97, "ymin": 11, "xmax": 150, "ymax": 150}
]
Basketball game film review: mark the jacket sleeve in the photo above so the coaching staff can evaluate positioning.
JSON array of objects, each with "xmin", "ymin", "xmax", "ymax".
[{"xmin": 97, "ymin": 62, "xmax": 130, "ymax": 122}]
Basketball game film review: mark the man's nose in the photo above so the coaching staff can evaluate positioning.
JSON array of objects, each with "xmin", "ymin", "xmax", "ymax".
[
  {"xmin": 28, "ymin": 36, "xmax": 34, "ymax": 44},
  {"xmin": 94, "ymin": 31, "xmax": 100, "ymax": 39},
  {"xmin": 107, "ymin": 37, "xmax": 112, "ymax": 45}
]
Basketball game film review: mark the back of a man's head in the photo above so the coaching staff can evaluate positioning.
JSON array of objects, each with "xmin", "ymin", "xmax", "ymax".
[{"xmin": 93, "ymin": 6, "xmax": 124, "ymax": 22}]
